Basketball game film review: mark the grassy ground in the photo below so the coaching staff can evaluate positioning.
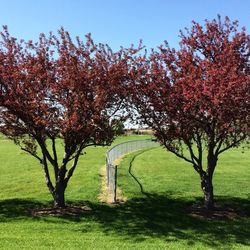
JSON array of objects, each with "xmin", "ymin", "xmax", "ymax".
[{"xmin": 0, "ymin": 135, "xmax": 249, "ymax": 249}]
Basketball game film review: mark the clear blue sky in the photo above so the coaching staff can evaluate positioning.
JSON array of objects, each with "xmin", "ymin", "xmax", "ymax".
[{"xmin": 0, "ymin": 0, "xmax": 249, "ymax": 50}]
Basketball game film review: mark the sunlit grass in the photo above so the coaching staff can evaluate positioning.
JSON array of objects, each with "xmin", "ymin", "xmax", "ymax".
[{"xmin": 0, "ymin": 135, "xmax": 249, "ymax": 249}]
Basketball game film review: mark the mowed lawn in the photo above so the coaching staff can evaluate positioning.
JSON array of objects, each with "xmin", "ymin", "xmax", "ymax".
[{"xmin": 0, "ymin": 135, "xmax": 250, "ymax": 249}]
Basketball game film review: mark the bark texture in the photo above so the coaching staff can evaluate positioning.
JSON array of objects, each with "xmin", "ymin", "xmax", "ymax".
[
  {"xmin": 201, "ymin": 174, "xmax": 214, "ymax": 210},
  {"xmin": 53, "ymin": 181, "xmax": 66, "ymax": 208}
]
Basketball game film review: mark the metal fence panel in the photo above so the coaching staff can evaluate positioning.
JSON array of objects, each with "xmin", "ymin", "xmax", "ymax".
[{"xmin": 106, "ymin": 139, "xmax": 159, "ymax": 202}]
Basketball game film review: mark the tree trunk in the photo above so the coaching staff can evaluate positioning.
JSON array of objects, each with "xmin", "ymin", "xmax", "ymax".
[
  {"xmin": 201, "ymin": 174, "xmax": 214, "ymax": 210},
  {"xmin": 53, "ymin": 182, "xmax": 66, "ymax": 208}
]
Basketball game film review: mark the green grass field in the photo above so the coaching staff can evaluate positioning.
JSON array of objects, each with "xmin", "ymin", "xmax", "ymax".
[{"xmin": 0, "ymin": 135, "xmax": 249, "ymax": 249}]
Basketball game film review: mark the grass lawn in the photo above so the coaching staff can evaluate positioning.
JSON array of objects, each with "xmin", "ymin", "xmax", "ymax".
[{"xmin": 0, "ymin": 135, "xmax": 249, "ymax": 249}]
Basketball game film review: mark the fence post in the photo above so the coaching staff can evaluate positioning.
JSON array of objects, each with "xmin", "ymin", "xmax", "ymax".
[{"xmin": 113, "ymin": 165, "xmax": 117, "ymax": 203}]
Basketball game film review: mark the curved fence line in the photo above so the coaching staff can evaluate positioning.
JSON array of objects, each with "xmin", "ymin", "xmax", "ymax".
[{"xmin": 106, "ymin": 139, "xmax": 159, "ymax": 202}]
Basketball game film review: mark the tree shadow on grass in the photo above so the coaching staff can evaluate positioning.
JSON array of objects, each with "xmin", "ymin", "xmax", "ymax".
[
  {"xmin": 0, "ymin": 195, "xmax": 249, "ymax": 248},
  {"xmin": 127, "ymin": 148, "xmax": 157, "ymax": 196},
  {"xmin": 0, "ymin": 198, "xmax": 47, "ymax": 221},
  {"xmin": 87, "ymin": 194, "xmax": 250, "ymax": 248}
]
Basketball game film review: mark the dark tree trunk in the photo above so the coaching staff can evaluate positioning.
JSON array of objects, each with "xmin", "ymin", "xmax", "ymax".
[
  {"xmin": 201, "ymin": 174, "xmax": 214, "ymax": 210},
  {"xmin": 53, "ymin": 181, "xmax": 66, "ymax": 208}
]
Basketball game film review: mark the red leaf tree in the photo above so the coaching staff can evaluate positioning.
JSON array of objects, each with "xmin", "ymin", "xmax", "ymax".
[
  {"xmin": 130, "ymin": 16, "xmax": 250, "ymax": 210},
  {"xmin": 0, "ymin": 27, "xmax": 136, "ymax": 207}
]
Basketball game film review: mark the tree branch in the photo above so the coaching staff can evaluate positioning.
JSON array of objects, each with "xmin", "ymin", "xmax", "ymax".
[
  {"xmin": 36, "ymin": 137, "xmax": 56, "ymax": 167},
  {"xmin": 64, "ymin": 146, "xmax": 84, "ymax": 185},
  {"xmin": 41, "ymin": 155, "xmax": 55, "ymax": 196},
  {"xmin": 64, "ymin": 141, "xmax": 109, "ymax": 185},
  {"xmin": 163, "ymin": 142, "xmax": 194, "ymax": 165},
  {"xmin": 186, "ymin": 140, "xmax": 200, "ymax": 166},
  {"xmin": 67, "ymin": 142, "xmax": 108, "ymax": 162},
  {"xmin": 217, "ymin": 136, "xmax": 246, "ymax": 155},
  {"xmin": 51, "ymin": 137, "xmax": 59, "ymax": 180},
  {"xmin": 20, "ymin": 147, "xmax": 43, "ymax": 163},
  {"xmin": 194, "ymin": 131, "xmax": 203, "ymax": 166},
  {"xmin": 214, "ymin": 138, "xmax": 224, "ymax": 156}
]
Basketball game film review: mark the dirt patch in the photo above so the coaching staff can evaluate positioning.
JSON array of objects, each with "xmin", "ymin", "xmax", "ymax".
[
  {"xmin": 30, "ymin": 205, "xmax": 92, "ymax": 216},
  {"xmin": 187, "ymin": 204, "xmax": 244, "ymax": 220},
  {"xmin": 98, "ymin": 165, "xmax": 127, "ymax": 204}
]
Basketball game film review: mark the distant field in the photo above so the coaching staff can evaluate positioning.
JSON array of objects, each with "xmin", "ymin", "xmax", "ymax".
[{"xmin": 0, "ymin": 135, "xmax": 249, "ymax": 249}]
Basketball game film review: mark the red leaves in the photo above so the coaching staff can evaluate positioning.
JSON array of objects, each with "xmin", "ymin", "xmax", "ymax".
[
  {"xmin": 130, "ymin": 16, "xmax": 250, "ymax": 156},
  {"xmin": 0, "ymin": 27, "xmax": 139, "ymax": 150},
  {"xmin": 0, "ymin": 17, "xmax": 249, "ymax": 158}
]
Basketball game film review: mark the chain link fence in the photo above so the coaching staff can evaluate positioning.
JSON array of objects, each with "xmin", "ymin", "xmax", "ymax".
[{"xmin": 106, "ymin": 139, "xmax": 159, "ymax": 202}]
